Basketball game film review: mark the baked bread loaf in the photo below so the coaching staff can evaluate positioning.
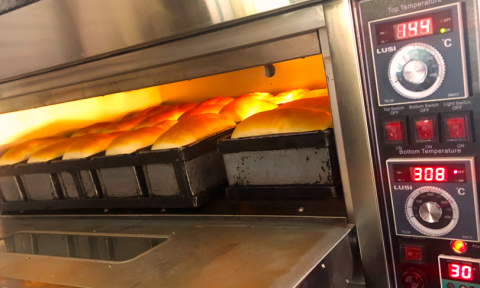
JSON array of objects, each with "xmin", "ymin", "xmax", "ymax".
[
  {"xmin": 199, "ymin": 97, "xmax": 233, "ymax": 107},
  {"xmin": 28, "ymin": 138, "xmax": 83, "ymax": 163},
  {"xmin": 238, "ymin": 92, "xmax": 273, "ymax": 101},
  {"xmin": 277, "ymin": 96, "xmax": 331, "ymax": 113},
  {"xmin": 270, "ymin": 88, "xmax": 310, "ymax": 104},
  {"xmin": 102, "ymin": 117, "xmax": 146, "ymax": 133},
  {"xmin": 143, "ymin": 105, "xmax": 171, "ymax": 117},
  {"xmin": 154, "ymin": 120, "xmax": 178, "ymax": 130},
  {"xmin": 178, "ymin": 104, "xmax": 224, "ymax": 121},
  {"xmin": 106, "ymin": 127, "xmax": 167, "ymax": 156},
  {"xmin": 231, "ymin": 108, "xmax": 332, "ymax": 139},
  {"xmin": 166, "ymin": 102, "xmax": 198, "ymax": 112},
  {"xmin": 63, "ymin": 132, "xmax": 127, "ymax": 160},
  {"xmin": 132, "ymin": 106, "xmax": 157, "ymax": 118},
  {"xmin": 0, "ymin": 137, "xmax": 66, "ymax": 166},
  {"xmin": 302, "ymin": 88, "xmax": 328, "ymax": 99},
  {"xmin": 71, "ymin": 122, "xmax": 112, "ymax": 138},
  {"xmin": 134, "ymin": 109, "xmax": 186, "ymax": 130},
  {"xmin": 219, "ymin": 98, "xmax": 278, "ymax": 123},
  {"xmin": 152, "ymin": 114, "xmax": 235, "ymax": 150}
]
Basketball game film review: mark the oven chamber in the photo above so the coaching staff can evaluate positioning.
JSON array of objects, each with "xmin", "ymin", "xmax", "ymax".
[{"xmin": 0, "ymin": 0, "xmax": 386, "ymax": 287}]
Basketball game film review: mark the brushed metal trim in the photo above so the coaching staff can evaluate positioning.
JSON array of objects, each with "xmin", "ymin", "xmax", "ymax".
[
  {"xmin": 322, "ymin": 0, "xmax": 390, "ymax": 287},
  {"xmin": 0, "ymin": 6, "xmax": 325, "ymax": 114}
]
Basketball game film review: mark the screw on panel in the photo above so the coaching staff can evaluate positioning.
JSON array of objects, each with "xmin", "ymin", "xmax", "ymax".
[
  {"xmin": 108, "ymin": 265, "xmax": 112, "ymax": 268},
  {"xmin": 161, "ymin": 208, "xmax": 166, "ymax": 212},
  {"xmin": 345, "ymin": 279, "xmax": 350, "ymax": 284},
  {"xmin": 321, "ymin": 263, "xmax": 326, "ymax": 269},
  {"xmin": 104, "ymin": 209, "xmax": 108, "ymax": 213},
  {"xmin": 298, "ymin": 207, "xmax": 305, "ymax": 213}
]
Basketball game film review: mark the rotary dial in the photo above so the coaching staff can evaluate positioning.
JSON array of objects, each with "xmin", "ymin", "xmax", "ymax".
[
  {"xmin": 389, "ymin": 42, "xmax": 445, "ymax": 99},
  {"xmin": 405, "ymin": 186, "xmax": 459, "ymax": 237}
]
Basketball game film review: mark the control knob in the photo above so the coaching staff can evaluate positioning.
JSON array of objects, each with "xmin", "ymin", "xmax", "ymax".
[
  {"xmin": 388, "ymin": 42, "xmax": 445, "ymax": 99},
  {"xmin": 402, "ymin": 268, "xmax": 426, "ymax": 288}
]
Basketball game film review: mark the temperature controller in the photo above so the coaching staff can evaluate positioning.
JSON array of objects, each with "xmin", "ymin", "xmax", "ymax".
[
  {"xmin": 369, "ymin": 3, "xmax": 468, "ymax": 106},
  {"xmin": 386, "ymin": 157, "xmax": 479, "ymax": 241},
  {"xmin": 439, "ymin": 255, "xmax": 480, "ymax": 288}
]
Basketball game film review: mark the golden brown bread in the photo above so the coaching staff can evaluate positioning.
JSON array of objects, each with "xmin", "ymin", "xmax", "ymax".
[
  {"xmin": 132, "ymin": 106, "xmax": 158, "ymax": 118},
  {"xmin": 28, "ymin": 138, "xmax": 83, "ymax": 163},
  {"xmin": 152, "ymin": 114, "xmax": 236, "ymax": 150},
  {"xmin": 270, "ymin": 88, "xmax": 310, "ymax": 104},
  {"xmin": 106, "ymin": 127, "xmax": 167, "ymax": 156},
  {"xmin": 144, "ymin": 105, "xmax": 171, "ymax": 117},
  {"xmin": 178, "ymin": 105, "xmax": 224, "ymax": 121},
  {"xmin": 63, "ymin": 132, "xmax": 127, "ymax": 160},
  {"xmin": 199, "ymin": 97, "xmax": 234, "ymax": 107},
  {"xmin": 102, "ymin": 117, "xmax": 146, "ymax": 133},
  {"xmin": 302, "ymin": 88, "xmax": 328, "ymax": 99},
  {"xmin": 71, "ymin": 122, "xmax": 112, "ymax": 138},
  {"xmin": 154, "ymin": 120, "xmax": 178, "ymax": 130},
  {"xmin": 0, "ymin": 137, "xmax": 66, "ymax": 166},
  {"xmin": 134, "ymin": 109, "xmax": 187, "ymax": 130},
  {"xmin": 277, "ymin": 96, "xmax": 331, "ymax": 113},
  {"xmin": 238, "ymin": 92, "xmax": 273, "ymax": 101},
  {"xmin": 219, "ymin": 98, "xmax": 278, "ymax": 123},
  {"xmin": 231, "ymin": 108, "xmax": 332, "ymax": 139},
  {"xmin": 166, "ymin": 102, "xmax": 199, "ymax": 112}
]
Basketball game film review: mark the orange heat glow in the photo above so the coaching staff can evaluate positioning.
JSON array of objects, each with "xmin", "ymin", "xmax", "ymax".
[{"xmin": 0, "ymin": 54, "xmax": 327, "ymax": 155}]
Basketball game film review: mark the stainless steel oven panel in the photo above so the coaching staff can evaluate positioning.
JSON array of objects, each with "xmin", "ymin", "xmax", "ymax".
[
  {"xmin": 321, "ymin": 0, "xmax": 390, "ymax": 287},
  {"xmin": 0, "ymin": 6, "xmax": 325, "ymax": 114},
  {"xmin": 0, "ymin": 0, "xmax": 320, "ymax": 83}
]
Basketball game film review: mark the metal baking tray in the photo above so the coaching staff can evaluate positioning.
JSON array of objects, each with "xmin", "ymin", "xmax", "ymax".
[
  {"xmin": 0, "ymin": 129, "xmax": 233, "ymax": 211},
  {"xmin": 217, "ymin": 129, "xmax": 341, "ymax": 198}
]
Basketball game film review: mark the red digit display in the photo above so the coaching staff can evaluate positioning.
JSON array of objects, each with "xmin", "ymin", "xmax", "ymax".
[
  {"xmin": 394, "ymin": 18, "xmax": 433, "ymax": 40},
  {"xmin": 409, "ymin": 167, "xmax": 447, "ymax": 182},
  {"xmin": 449, "ymin": 263, "xmax": 473, "ymax": 281}
]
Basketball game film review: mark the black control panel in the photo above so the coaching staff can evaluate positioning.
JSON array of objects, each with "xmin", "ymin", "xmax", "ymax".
[{"xmin": 358, "ymin": 0, "xmax": 480, "ymax": 287}]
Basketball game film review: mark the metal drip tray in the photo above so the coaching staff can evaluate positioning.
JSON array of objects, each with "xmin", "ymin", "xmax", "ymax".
[{"xmin": 0, "ymin": 232, "xmax": 167, "ymax": 262}]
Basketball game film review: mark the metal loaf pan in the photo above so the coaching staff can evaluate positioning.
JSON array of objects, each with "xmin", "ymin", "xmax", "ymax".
[
  {"xmin": 0, "ymin": 128, "xmax": 233, "ymax": 211},
  {"xmin": 217, "ymin": 128, "xmax": 342, "ymax": 198}
]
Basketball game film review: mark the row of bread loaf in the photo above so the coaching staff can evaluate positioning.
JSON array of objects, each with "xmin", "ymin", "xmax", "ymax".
[{"xmin": 0, "ymin": 88, "xmax": 331, "ymax": 166}]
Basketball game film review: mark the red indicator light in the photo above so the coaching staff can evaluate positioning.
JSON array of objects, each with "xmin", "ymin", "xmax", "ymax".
[
  {"xmin": 454, "ymin": 169, "xmax": 459, "ymax": 174},
  {"xmin": 449, "ymin": 263, "xmax": 473, "ymax": 280},
  {"xmin": 451, "ymin": 240, "xmax": 467, "ymax": 254}
]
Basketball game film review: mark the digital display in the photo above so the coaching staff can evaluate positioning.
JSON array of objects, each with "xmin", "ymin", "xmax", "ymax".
[
  {"xmin": 392, "ymin": 164, "xmax": 466, "ymax": 183},
  {"xmin": 440, "ymin": 257, "xmax": 480, "ymax": 285},
  {"xmin": 375, "ymin": 9, "xmax": 453, "ymax": 45},
  {"xmin": 410, "ymin": 166, "xmax": 447, "ymax": 182},
  {"xmin": 393, "ymin": 18, "xmax": 433, "ymax": 40},
  {"xmin": 449, "ymin": 263, "xmax": 474, "ymax": 281}
]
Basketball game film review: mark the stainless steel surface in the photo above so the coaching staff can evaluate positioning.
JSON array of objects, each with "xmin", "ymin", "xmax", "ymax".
[
  {"xmin": 419, "ymin": 202, "xmax": 442, "ymax": 223},
  {"xmin": 0, "ymin": 215, "xmax": 353, "ymax": 288},
  {"xmin": 0, "ymin": 231, "xmax": 167, "ymax": 262},
  {"xmin": 0, "ymin": 8, "xmax": 324, "ymax": 113},
  {"xmin": 321, "ymin": 0, "xmax": 390, "ymax": 287},
  {"xmin": 403, "ymin": 60, "xmax": 428, "ymax": 84},
  {"xmin": 0, "ymin": 0, "xmax": 319, "ymax": 82}
]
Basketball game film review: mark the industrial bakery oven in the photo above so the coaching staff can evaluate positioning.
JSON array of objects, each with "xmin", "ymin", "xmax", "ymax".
[
  {"xmin": 356, "ymin": 0, "xmax": 480, "ymax": 287},
  {"xmin": 0, "ymin": 1, "xmax": 370, "ymax": 288}
]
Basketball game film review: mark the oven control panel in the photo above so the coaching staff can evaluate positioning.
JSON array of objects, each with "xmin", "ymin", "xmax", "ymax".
[
  {"xmin": 369, "ymin": 3, "xmax": 468, "ymax": 106},
  {"xmin": 386, "ymin": 158, "xmax": 479, "ymax": 241},
  {"xmin": 359, "ymin": 0, "xmax": 480, "ymax": 287}
]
